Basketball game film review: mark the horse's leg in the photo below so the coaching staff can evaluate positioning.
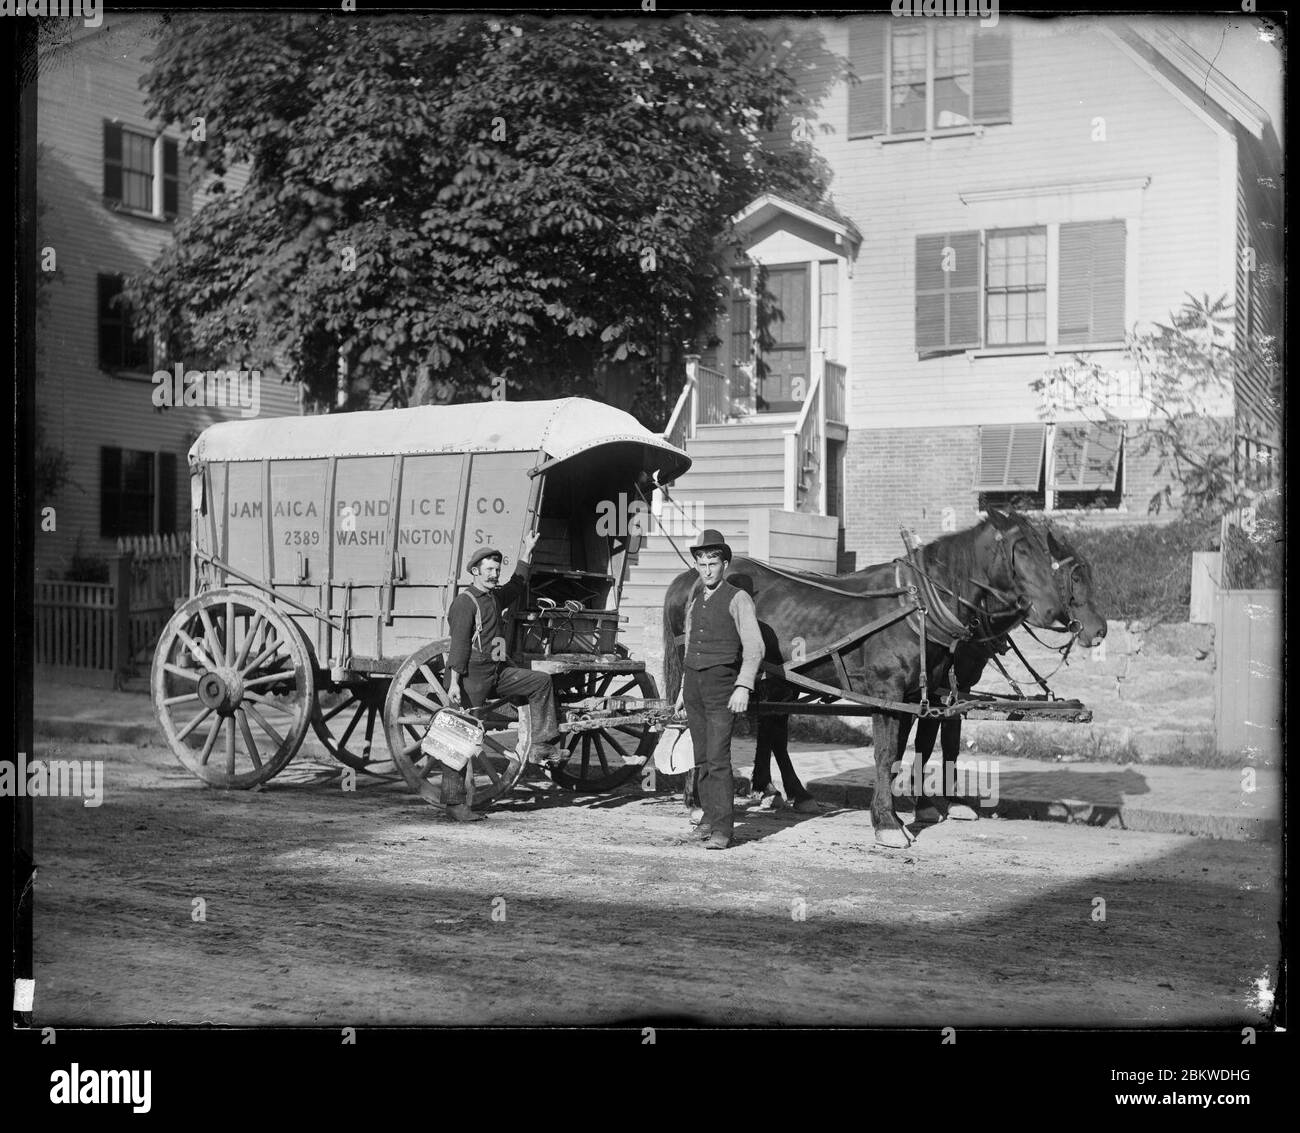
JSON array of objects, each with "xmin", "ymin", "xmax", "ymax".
[
  {"xmin": 943, "ymin": 717, "xmax": 979, "ymax": 821},
  {"xmin": 772, "ymin": 708, "xmax": 816, "ymax": 809},
  {"xmin": 871, "ymin": 711, "xmax": 912, "ymax": 848},
  {"xmin": 751, "ymin": 713, "xmax": 774, "ymax": 797},
  {"xmin": 913, "ymin": 715, "xmax": 944, "ymax": 824}
]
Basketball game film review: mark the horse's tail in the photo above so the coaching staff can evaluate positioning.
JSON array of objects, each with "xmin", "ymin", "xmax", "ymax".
[{"xmin": 662, "ymin": 570, "xmax": 692, "ymax": 702}]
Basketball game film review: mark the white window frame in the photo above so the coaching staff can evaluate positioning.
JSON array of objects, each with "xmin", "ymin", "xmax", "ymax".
[{"xmin": 107, "ymin": 121, "xmax": 174, "ymax": 222}]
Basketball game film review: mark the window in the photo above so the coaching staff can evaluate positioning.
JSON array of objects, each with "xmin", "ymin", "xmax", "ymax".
[
  {"xmin": 975, "ymin": 422, "xmax": 1125, "ymax": 512},
  {"xmin": 104, "ymin": 121, "xmax": 179, "ymax": 219},
  {"xmin": 850, "ymin": 20, "xmax": 1010, "ymax": 139},
  {"xmin": 986, "ymin": 228, "xmax": 1046, "ymax": 346},
  {"xmin": 818, "ymin": 261, "xmax": 839, "ymax": 360},
  {"xmin": 101, "ymin": 448, "xmax": 178, "ymax": 537},
  {"xmin": 916, "ymin": 221, "xmax": 1125, "ymax": 355},
  {"xmin": 98, "ymin": 274, "xmax": 151, "ymax": 372}
]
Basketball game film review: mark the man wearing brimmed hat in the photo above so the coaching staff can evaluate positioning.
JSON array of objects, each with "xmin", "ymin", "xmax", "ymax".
[
  {"xmin": 440, "ymin": 530, "xmax": 562, "ymax": 821},
  {"xmin": 676, "ymin": 529, "xmax": 763, "ymax": 849}
]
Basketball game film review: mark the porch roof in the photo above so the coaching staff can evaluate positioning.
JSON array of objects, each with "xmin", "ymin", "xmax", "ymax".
[{"xmin": 731, "ymin": 193, "xmax": 862, "ymax": 251}]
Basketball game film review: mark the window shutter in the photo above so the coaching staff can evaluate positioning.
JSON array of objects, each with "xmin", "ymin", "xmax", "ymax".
[
  {"xmin": 1058, "ymin": 221, "xmax": 1126, "ymax": 344},
  {"xmin": 975, "ymin": 424, "xmax": 1045, "ymax": 490},
  {"xmin": 848, "ymin": 20, "xmax": 887, "ymax": 138},
  {"xmin": 916, "ymin": 232, "xmax": 981, "ymax": 353},
  {"xmin": 162, "ymin": 137, "xmax": 179, "ymax": 218},
  {"xmin": 1051, "ymin": 423, "xmax": 1124, "ymax": 490},
  {"xmin": 972, "ymin": 30, "xmax": 1012, "ymax": 125},
  {"xmin": 103, "ymin": 121, "xmax": 123, "ymax": 202},
  {"xmin": 100, "ymin": 447, "xmax": 120, "ymax": 536},
  {"xmin": 159, "ymin": 452, "xmax": 178, "ymax": 534},
  {"xmin": 98, "ymin": 274, "xmax": 117, "ymax": 366}
]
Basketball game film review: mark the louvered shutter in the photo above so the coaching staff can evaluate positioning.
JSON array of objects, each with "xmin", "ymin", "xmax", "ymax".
[
  {"xmin": 162, "ymin": 138, "xmax": 179, "ymax": 218},
  {"xmin": 1058, "ymin": 221, "xmax": 1126, "ymax": 344},
  {"xmin": 848, "ymin": 20, "xmax": 887, "ymax": 138},
  {"xmin": 159, "ymin": 452, "xmax": 178, "ymax": 534},
  {"xmin": 975, "ymin": 424, "xmax": 1045, "ymax": 490},
  {"xmin": 972, "ymin": 30, "xmax": 1012, "ymax": 125},
  {"xmin": 1051, "ymin": 423, "xmax": 1124, "ymax": 490},
  {"xmin": 916, "ymin": 232, "xmax": 981, "ymax": 353},
  {"xmin": 103, "ymin": 121, "xmax": 123, "ymax": 202}
]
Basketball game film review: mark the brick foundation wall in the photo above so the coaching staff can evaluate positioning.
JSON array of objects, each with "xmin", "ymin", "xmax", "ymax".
[{"xmin": 841, "ymin": 422, "xmax": 1222, "ymax": 568}]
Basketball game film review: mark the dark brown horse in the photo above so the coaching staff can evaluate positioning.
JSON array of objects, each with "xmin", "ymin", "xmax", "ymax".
[
  {"xmin": 909, "ymin": 524, "xmax": 1107, "ymax": 822},
  {"xmin": 663, "ymin": 511, "xmax": 1071, "ymax": 847}
]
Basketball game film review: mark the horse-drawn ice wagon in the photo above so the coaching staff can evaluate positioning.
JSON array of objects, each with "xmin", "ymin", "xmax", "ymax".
[{"xmin": 151, "ymin": 397, "xmax": 689, "ymax": 808}]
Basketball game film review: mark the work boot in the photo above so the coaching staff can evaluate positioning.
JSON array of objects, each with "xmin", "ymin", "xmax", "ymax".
[
  {"xmin": 703, "ymin": 831, "xmax": 732, "ymax": 850},
  {"xmin": 527, "ymin": 741, "xmax": 564, "ymax": 765},
  {"xmin": 446, "ymin": 802, "xmax": 484, "ymax": 823},
  {"xmin": 692, "ymin": 823, "xmax": 715, "ymax": 840}
]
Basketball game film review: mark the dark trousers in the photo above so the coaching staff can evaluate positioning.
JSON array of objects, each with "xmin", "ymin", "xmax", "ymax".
[
  {"xmin": 441, "ymin": 663, "xmax": 560, "ymax": 806},
  {"xmin": 683, "ymin": 664, "xmax": 738, "ymax": 838}
]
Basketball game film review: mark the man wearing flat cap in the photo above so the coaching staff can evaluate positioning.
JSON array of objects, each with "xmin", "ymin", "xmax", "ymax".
[
  {"xmin": 676, "ymin": 529, "xmax": 763, "ymax": 849},
  {"xmin": 440, "ymin": 530, "xmax": 562, "ymax": 820}
]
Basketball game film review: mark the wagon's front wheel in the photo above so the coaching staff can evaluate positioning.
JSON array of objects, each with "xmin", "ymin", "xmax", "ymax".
[
  {"xmin": 151, "ymin": 590, "xmax": 315, "ymax": 788},
  {"xmin": 312, "ymin": 679, "xmax": 395, "ymax": 773},
  {"xmin": 382, "ymin": 642, "xmax": 527, "ymax": 809}
]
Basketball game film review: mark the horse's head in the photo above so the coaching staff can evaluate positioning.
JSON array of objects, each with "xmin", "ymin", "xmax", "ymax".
[
  {"xmin": 1042, "ymin": 527, "xmax": 1108, "ymax": 647},
  {"xmin": 979, "ymin": 510, "xmax": 1071, "ymax": 632}
]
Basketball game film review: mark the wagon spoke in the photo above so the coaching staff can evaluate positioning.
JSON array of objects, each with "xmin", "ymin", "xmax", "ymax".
[
  {"xmin": 338, "ymin": 702, "xmax": 367, "ymax": 749},
  {"xmin": 162, "ymin": 691, "xmax": 200, "ymax": 707},
  {"xmin": 242, "ymin": 670, "xmax": 297, "ymax": 690},
  {"xmin": 233, "ymin": 612, "xmax": 265, "ymax": 670},
  {"xmin": 580, "ymin": 735, "xmax": 592, "ymax": 779},
  {"xmin": 225, "ymin": 599, "xmax": 236, "ymax": 666},
  {"xmin": 607, "ymin": 678, "xmax": 639, "ymax": 699},
  {"xmin": 163, "ymin": 663, "xmax": 202, "ymax": 684},
  {"xmin": 175, "ymin": 704, "xmax": 215, "ymax": 742},
  {"xmin": 596, "ymin": 673, "xmax": 615, "ymax": 697},
  {"xmin": 245, "ymin": 692, "xmax": 300, "ymax": 717},
  {"xmin": 244, "ymin": 702, "xmax": 286, "ymax": 749},
  {"xmin": 321, "ymin": 692, "xmax": 359, "ymax": 723},
  {"xmin": 592, "ymin": 734, "xmax": 611, "ymax": 775},
  {"xmin": 237, "ymin": 709, "xmax": 263, "ymax": 770},
  {"xmin": 197, "ymin": 714, "xmax": 222, "ymax": 766},
  {"xmin": 225, "ymin": 715, "xmax": 237, "ymax": 776},
  {"xmin": 599, "ymin": 729, "xmax": 633, "ymax": 761},
  {"xmin": 243, "ymin": 635, "xmax": 286, "ymax": 677},
  {"xmin": 417, "ymin": 664, "xmax": 443, "ymax": 691},
  {"xmin": 402, "ymin": 687, "xmax": 442, "ymax": 715},
  {"xmin": 197, "ymin": 606, "xmax": 223, "ymax": 666},
  {"xmin": 177, "ymin": 628, "xmax": 217, "ymax": 671}
]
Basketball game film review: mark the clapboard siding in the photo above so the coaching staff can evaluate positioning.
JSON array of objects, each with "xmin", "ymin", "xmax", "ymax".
[
  {"xmin": 36, "ymin": 15, "xmax": 302, "ymax": 579},
  {"xmin": 784, "ymin": 16, "xmax": 1235, "ymax": 431}
]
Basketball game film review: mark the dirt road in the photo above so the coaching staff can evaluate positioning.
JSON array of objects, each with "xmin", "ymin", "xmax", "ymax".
[{"xmin": 31, "ymin": 738, "xmax": 1280, "ymax": 1027}]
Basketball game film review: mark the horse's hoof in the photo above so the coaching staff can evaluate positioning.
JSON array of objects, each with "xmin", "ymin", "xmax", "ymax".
[
  {"xmin": 792, "ymin": 796, "xmax": 819, "ymax": 814},
  {"xmin": 914, "ymin": 803, "xmax": 943, "ymax": 824},
  {"xmin": 874, "ymin": 826, "xmax": 911, "ymax": 849},
  {"xmin": 948, "ymin": 803, "xmax": 979, "ymax": 821}
]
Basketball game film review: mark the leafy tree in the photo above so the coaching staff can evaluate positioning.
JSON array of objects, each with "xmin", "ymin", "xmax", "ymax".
[
  {"xmin": 1033, "ymin": 292, "xmax": 1277, "ymax": 517},
  {"xmin": 122, "ymin": 13, "xmax": 838, "ymax": 418}
]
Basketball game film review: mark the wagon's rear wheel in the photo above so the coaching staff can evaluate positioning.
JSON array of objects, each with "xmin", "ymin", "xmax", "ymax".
[
  {"xmin": 151, "ymin": 590, "xmax": 315, "ymax": 788},
  {"xmin": 382, "ymin": 642, "xmax": 527, "ymax": 809},
  {"xmin": 551, "ymin": 668, "xmax": 660, "ymax": 793},
  {"xmin": 312, "ymin": 679, "xmax": 396, "ymax": 774}
]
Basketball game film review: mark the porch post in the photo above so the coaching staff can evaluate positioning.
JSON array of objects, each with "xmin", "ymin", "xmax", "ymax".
[
  {"xmin": 684, "ymin": 353, "xmax": 700, "ymax": 440},
  {"xmin": 813, "ymin": 348, "xmax": 828, "ymax": 515}
]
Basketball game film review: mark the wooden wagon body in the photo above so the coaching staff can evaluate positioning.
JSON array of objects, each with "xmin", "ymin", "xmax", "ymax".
[{"xmin": 153, "ymin": 398, "xmax": 690, "ymax": 805}]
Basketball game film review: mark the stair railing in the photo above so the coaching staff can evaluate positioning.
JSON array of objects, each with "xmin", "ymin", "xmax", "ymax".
[{"xmin": 785, "ymin": 348, "xmax": 827, "ymax": 514}]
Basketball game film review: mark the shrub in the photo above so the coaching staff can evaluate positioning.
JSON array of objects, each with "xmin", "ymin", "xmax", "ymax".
[{"xmin": 1054, "ymin": 515, "xmax": 1220, "ymax": 625}]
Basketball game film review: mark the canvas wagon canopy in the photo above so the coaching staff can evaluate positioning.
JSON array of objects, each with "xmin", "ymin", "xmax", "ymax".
[{"xmin": 190, "ymin": 397, "xmax": 691, "ymax": 481}]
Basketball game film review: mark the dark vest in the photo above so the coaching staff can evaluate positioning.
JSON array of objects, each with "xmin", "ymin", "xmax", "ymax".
[{"xmin": 684, "ymin": 580, "xmax": 742, "ymax": 671}]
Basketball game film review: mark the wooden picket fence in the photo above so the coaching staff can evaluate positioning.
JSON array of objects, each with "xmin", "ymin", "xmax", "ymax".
[{"xmin": 34, "ymin": 533, "xmax": 191, "ymax": 688}]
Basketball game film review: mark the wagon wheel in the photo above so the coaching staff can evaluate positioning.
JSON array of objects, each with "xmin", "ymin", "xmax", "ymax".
[
  {"xmin": 550, "ymin": 667, "xmax": 660, "ymax": 793},
  {"xmin": 151, "ymin": 589, "xmax": 316, "ymax": 788},
  {"xmin": 311, "ymin": 679, "xmax": 397, "ymax": 774},
  {"xmin": 382, "ymin": 641, "xmax": 528, "ymax": 809}
]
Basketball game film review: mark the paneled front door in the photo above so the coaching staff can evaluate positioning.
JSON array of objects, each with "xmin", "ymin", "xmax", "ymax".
[{"xmin": 758, "ymin": 264, "xmax": 809, "ymax": 413}]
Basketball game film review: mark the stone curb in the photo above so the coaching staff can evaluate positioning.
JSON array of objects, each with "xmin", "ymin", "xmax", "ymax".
[{"xmin": 804, "ymin": 781, "xmax": 1278, "ymax": 842}]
